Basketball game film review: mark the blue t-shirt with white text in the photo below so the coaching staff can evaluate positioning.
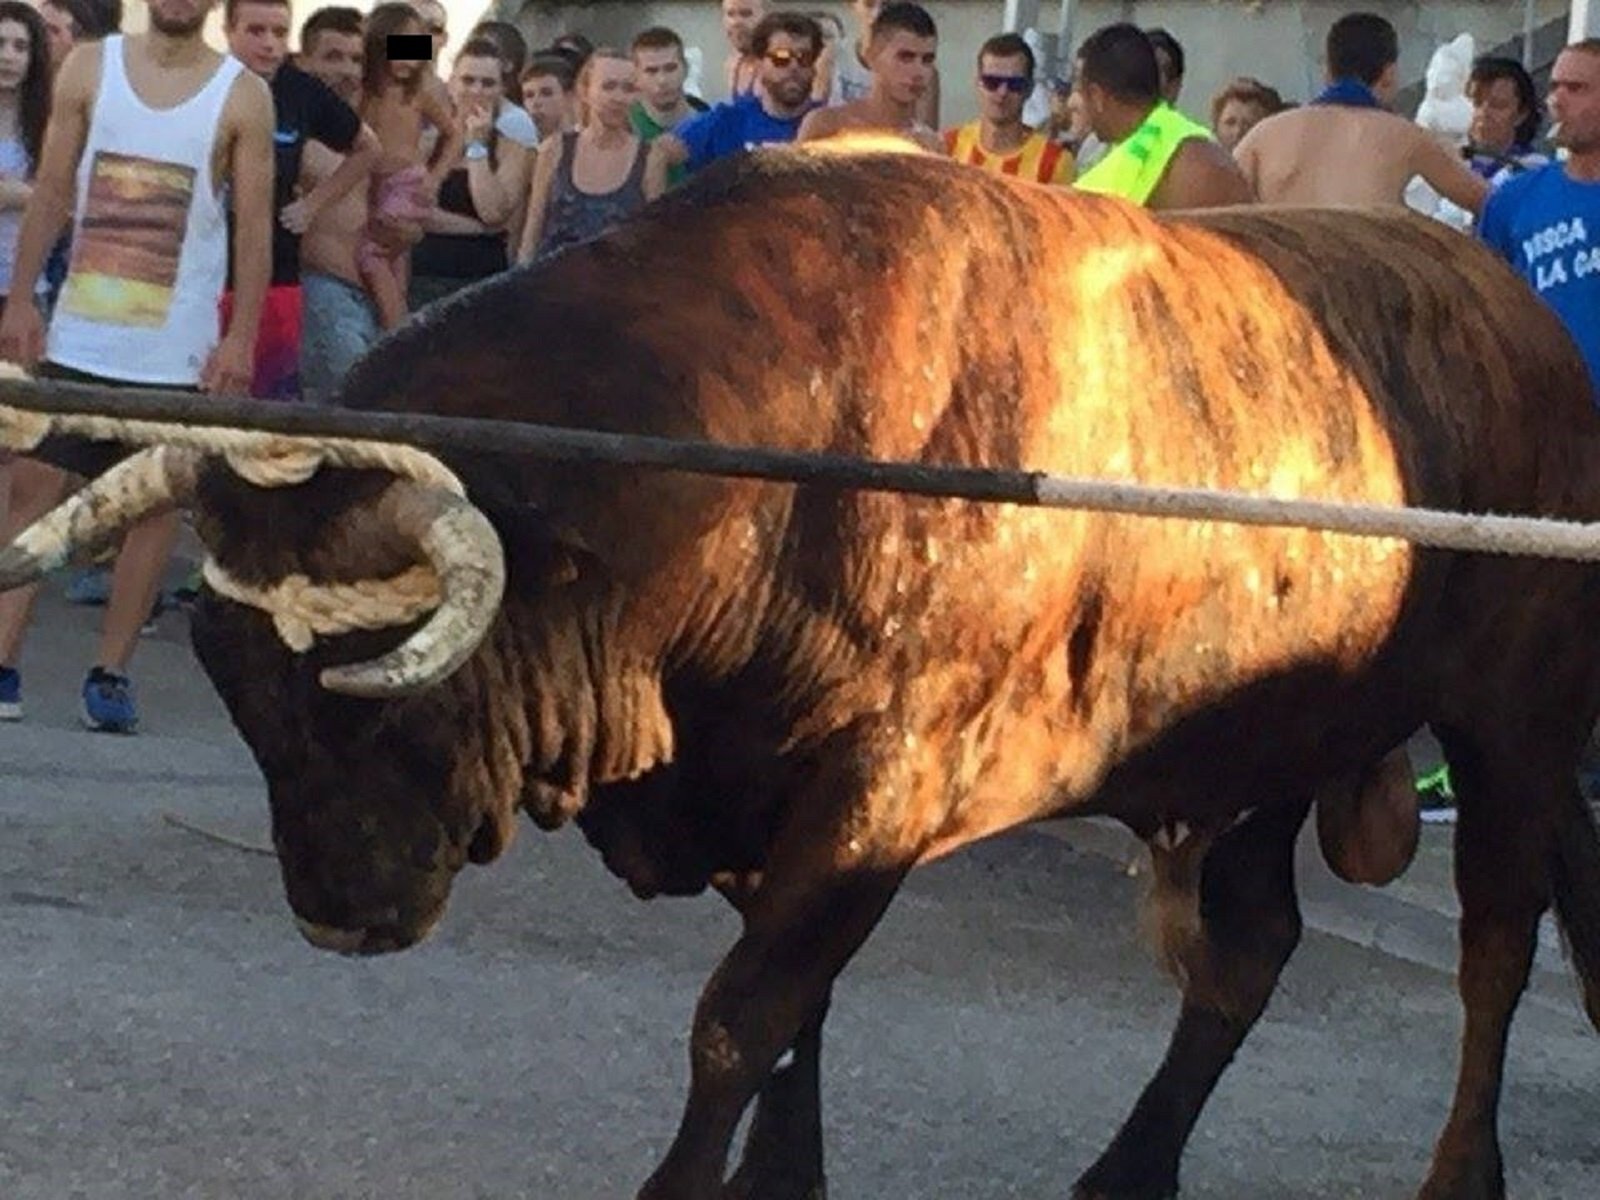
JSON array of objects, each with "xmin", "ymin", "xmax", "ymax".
[
  {"xmin": 673, "ymin": 95, "xmax": 817, "ymax": 175},
  {"xmin": 1479, "ymin": 163, "xmax": 1600, "ymax": 398}
]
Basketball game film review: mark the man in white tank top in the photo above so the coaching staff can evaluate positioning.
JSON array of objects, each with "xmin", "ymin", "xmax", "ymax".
[{"xmin": 0, "ymin": 0, "xmax": 274, "ymax": 733}]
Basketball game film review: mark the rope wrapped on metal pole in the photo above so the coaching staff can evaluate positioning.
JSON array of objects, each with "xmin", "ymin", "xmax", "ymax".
[{"xmin": 4, "ymin": 374, "xmax": 1600, "ymax": 563}]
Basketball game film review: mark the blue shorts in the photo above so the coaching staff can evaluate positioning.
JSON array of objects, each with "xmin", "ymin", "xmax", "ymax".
[{"xmin": 299, "ymin": 272, "xmax": 379, "ymax": 404}]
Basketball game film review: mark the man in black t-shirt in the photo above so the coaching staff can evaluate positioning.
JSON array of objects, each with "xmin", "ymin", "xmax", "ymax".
[{"xmin": 223, "ymin": 0, "xmax": 376, "ymax": 398}]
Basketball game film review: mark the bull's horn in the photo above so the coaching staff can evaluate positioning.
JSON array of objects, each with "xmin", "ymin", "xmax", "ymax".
[
  {"xmin": 0, "ymin": 445, "xmax": 198, "ymax": 591},
  {"xmin": 318, "ymin": 481, "xmax": 506, "ymax": 697}
]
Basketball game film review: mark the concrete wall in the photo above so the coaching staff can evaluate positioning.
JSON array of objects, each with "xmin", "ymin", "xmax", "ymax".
[{"xmin": 118, "ymin": 1, "xmax": 1575, "ymax": 128}]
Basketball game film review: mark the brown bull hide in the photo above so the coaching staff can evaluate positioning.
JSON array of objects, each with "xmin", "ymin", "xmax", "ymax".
[
  {"xmin": 1316, "ymin": 748, "xmax": 1421, "ymax": 885},
  {"xmin": 176, "ymin": 147, "xmax": 1600, "ymax": 1200}
]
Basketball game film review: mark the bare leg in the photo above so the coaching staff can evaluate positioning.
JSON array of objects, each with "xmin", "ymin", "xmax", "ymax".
[
  {"xmin": 0, "ymin": 459, "xmax": 70, "ymax": 666},
  {"xmin": 94, "ymin": 507, "xmax": 179, "ymax": 672},
  {"xmin": 360, "ymin": 253, "xmax": 409, "ymax": 332},
  {"xmin": 1074, "ymin": 796, "xmax": 1311, "ymax": 1200},
  {"xmin": 1417, "ymin": 732, "xmax": 1554, "ymax": 1200}
]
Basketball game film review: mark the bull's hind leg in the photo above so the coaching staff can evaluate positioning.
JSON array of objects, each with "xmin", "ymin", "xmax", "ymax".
[
  {"xmin": 1074, "ymin": 795, "xmax": 1311, "ymax": 1200},
  {"xmin": 1417, "ymin": 731, "xmax": 1562, "ymax": 1200},
  {"xmin": 721, "ymin": 991, "xmax": 830, "ymax": 1200}
]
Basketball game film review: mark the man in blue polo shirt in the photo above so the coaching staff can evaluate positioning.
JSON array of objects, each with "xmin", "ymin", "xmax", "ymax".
[
  {"xmin": 651, "ymin": 11, "xmax": 822, "ymax": 178},
  {"xmin": 1479, "ymin": 40, "xmax": 1600, "ymax": 399}
]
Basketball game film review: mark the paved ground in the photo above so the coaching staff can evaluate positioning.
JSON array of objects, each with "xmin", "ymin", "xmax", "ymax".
[{"xmin": 2, "ymin": 578, "xmax": 1597, "ymax": 1199}]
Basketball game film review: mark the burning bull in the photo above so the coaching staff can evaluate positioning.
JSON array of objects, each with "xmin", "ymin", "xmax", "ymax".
[{"xmin": 4, "ymin": 145, "xmax": 1600, "ymax": 1200}]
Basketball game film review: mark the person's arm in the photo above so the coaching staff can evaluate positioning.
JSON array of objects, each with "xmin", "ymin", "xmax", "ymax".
[
  {"xmin": 0, "ymin": 178, "xmax": 31, "ymax": 210},
  {"xmin": 0, "ymin": 43, "xmax": 98, "ymax": 366},
  {"xmin": 516, "ymin": 135, "xmax": 563, "ymax": 263},
  {"xmin": 281, "ymin": 125, "xmax": 378, "ymax": 233},
  {"xmin": 796, "ymin": 107, "xmax": 838, "ymax": 143},
  {"xmin": 419, "ymin": 83, "xmax": 464, "ymax": 196},
  {"xmin": 207, "ymin": 71, "xmax": 276, "ymax": 395},
  {"xmin": 642, "ymin": 138, "xmax": 669, "ymax": 201},
  {"xmin": 423, "ymin": 208, "xmax": 493, "ymax": 235},
  {"xmin": 1411, "ymin": 129, "xmax": 1490, "ymax": 216},
  {"xmin": 1148, "ymin": 138, "xmax": 1254, "ymax": 211},
  {"xmin": 462, "ymin": 107, "xmax": 530, "ymax": 228},
  {"xmin": 812, "ymin": 42, "xmax": 837, "ymax": 103}
]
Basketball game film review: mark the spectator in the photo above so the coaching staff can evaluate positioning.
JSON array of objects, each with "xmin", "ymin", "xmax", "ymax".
[
  {"xmin": 832, "ymin": 0, "xmax": 939, "ymax": 126},
  {"xmin": 0, "ymin": 0, "xmax": 274, "ymax": 732},
  {"xmin": 551, "ymin": 33, "xmax": 594, "ymax": 76},
  {"xmin": 1234, "ymin": 13, "xmax": 1487, "ymax": 213},
  {"xmin": 468, "ymin": 18, "xmax": 538, "ymax": 150},
  {"xmin": 409, "ymin": 36, "xmax": 532, "ymax": 304},
  {"xmin": 222, "ymin": 0, "xmax": 376, "ymax": 399},
  {"xmin": 518, "ymin": 48, "xmax": 665, "ymax": 261},
  {"xmin": 721, "ymin": 0, "xmax": 763, "ymax": 99},
  {"xmin": 1210, "ymin": 77, "xmax": 1286, "ymax": 153},
  {"xmin": 297, "ymin": 4, "xmax": 362, "ymax": 100},
  {"xmin": 810, "ymin": 9, "xmax": 845, "ymax": 102},
  {"xmin": 0, "ymin": 0, "xmax": 51, "ymax": 316},
  {"xmin": 1466, "ymin": 56, "xmax": 1546, "ymax": 183},
  {"xmin": 630, "ymin": 27, "xmax": 706, "ymax": 188},
  {"xmin": 944, "ymin": 32, "xmax": 1073, "ymax": 184},
  {"xmin": 521, "ymin": 53, "xmax": 576, "ymax": 141},
  {"xmin": 296, "ymin": 5, "xmax": 421, "ymax": 400},
  {"xmin": 413, "ymin": 0, "xmax": 447, "ymax": 64},
  {"xmin": 354, "ymin": 1, "xmax": 460, "ymax": 329},
  {"xmin": 1073, "ymin": 23, "xmax": 1249, "ymax": 209},
  {"xmin": 1145, "ymin": 27, "xmax": 1183, "ymax": 105},
  {"xmin": 798, "ymin": 1, "xmax": 940, "ymax": 149},
  {"xmin": 38, "ymin": 0, "xmax": 118, "ymax": 74},
  {"xmin": 1044, "ymin": 74, "xmax": 1088, "ymax": 153},
  {"xmin": 1479, "ymin": 40, "xmax": 1600, "ymax": 399},
  {"xmin": 652, "ymin": 12, "xmax": 823, "ymax": 176}
]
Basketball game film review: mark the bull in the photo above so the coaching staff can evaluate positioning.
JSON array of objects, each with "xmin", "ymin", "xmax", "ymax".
[{"xmin": 4, "ymin": 145, "xmax": 1599, "ymax": 1200}]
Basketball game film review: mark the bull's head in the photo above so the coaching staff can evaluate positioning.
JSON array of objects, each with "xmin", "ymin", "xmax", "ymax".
[{"xmin": 0, "ymin": 445, "xmax": 520, "ymax": 955}]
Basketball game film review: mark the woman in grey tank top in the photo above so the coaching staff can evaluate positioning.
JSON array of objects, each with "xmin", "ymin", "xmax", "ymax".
[{"xmin": 518, "ymin": 49, "xmax": 666, "ymax": 261}]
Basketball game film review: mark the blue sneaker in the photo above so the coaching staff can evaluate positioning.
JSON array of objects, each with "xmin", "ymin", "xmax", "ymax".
[
  {"xmin": 82, "ymin": 667, "xmax": 137, "ymax": 734},
  {"xmin": 0, "ymin": 666, "xmax": 19, "ymax": 721}
]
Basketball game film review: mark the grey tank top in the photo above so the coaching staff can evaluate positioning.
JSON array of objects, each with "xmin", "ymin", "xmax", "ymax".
[{"xmin": 539, "ymin": 132, "xmax": 650, "ymax": 256}]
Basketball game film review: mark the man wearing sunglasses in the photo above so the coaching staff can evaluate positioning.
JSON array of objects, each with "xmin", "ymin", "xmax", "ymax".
[
  {"xmin": 944, "ymin": 33, "xmax": 1073, "ymax": 184},
  {"xmin": 1073, "ymin": 23, "xmax": 1249, "ymax": 210},
  {"xmin": 797, "ymin": 1, "xmax": 940, "ymax": 151},
  {"xmin": 651, "ymin": 13, "xmax": 823, "ymax": 178}
]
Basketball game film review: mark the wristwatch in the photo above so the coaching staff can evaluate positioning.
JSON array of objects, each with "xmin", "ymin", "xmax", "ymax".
[{"xmin": 464, "ymin": 141, "xmax": 489, "ymax": 161}]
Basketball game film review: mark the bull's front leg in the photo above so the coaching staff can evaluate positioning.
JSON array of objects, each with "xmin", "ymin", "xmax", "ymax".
[
  {"xmin": 1074, "ymin": 795, "xmax": 1311, "ymax": 1200},
  {"xmin": 637, "ymin": 742, "xmax": 910, "ymax": 1200},
  {"xmin": 721, "ymin": 991, "xmax": 831, "ymax": 1200}
]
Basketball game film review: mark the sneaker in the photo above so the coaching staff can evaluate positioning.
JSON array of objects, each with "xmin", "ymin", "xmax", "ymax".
[
  {"xmin": 81, "ymin": 667, "xmax": 138, "ymax": 734},
  {"xmin": 1416, "ymin": 764, "xmax": 1456, "ymax": 824},
  {"xmin": 0, "ymin": 666, "xmax": 20, "ymax": 721},
  {"xmin": 64, "ymin": 565, "xmax": 112, "ymax": 606}
]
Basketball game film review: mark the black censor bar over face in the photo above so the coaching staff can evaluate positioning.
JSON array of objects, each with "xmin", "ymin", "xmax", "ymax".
[{"xmin": 386, "ymin": 34, "xmax": 433, "ymax": 61}]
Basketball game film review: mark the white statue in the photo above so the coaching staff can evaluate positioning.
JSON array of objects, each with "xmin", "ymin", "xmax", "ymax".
[
  {"xmin": 683, "ymin": 44, "xmax": 706, "ymax": 105},
  {"xmin": 1405, "ymin": 33, "xmax": 1476, "ymax": 229}
]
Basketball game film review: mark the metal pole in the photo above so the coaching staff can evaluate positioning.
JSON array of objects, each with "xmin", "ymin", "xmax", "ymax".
[{"xmin": 1525, "ymin": 0, "xmax": 1538, "ymax": 66}]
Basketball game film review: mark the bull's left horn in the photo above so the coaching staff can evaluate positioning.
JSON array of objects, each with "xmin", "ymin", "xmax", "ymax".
[
  {"xmin": 0, "ymin": 445, "xmax": 198, "ymax": 591},
  {"xmin": 318, "ymin": 481, "xmax": 506, "ymax": 697}
]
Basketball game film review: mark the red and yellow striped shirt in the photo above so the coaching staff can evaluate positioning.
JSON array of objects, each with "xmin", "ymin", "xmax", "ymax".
[{"xmin": 943, "ymin": 122, "xmax": 1075, "ymax": 185}]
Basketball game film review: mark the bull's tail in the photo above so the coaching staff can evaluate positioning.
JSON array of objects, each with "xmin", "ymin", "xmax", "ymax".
[{"xmin": 1550, "ymin": 789, "xmax": 1600, "ymax": 1031}]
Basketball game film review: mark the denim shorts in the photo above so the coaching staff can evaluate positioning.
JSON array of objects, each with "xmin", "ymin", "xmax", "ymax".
[{"xmin": 299, "ymin": 272, "xmax": 380, "ymax": 404}]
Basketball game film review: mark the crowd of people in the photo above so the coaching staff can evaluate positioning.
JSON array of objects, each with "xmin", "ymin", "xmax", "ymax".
[{"xmin": 0, "ymin": 1, "xmax": 1594, "ymax": 759}]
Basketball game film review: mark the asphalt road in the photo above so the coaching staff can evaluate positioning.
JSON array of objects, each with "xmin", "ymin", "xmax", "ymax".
[{"xmin": 1, "ymin": 582, "xmax": 1597, "ymax": 1200}]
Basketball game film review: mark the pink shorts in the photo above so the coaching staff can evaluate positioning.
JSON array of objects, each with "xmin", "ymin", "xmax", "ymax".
[{"xmin": 359, "ymin": 164, "xmax": 430, "ymax": 273}]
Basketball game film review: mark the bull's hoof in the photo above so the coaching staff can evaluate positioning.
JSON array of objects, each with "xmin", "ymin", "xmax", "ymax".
[
  {"xmin": 1415, "ymin": 1158, "xmax": 1505, "ymax": 1200},
  {"xmin": 722, "ymin": 1173, "xmax": 825, "ymax": 1200},
  {"xmin": 1071, "ymin": 1166, "xmax": 1178, "ymax": 1200}
]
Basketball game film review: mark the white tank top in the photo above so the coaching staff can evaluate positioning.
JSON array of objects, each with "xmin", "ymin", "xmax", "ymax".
[
  {"xmin": 48, "ymin": 36, "xmax": 244, "ymax": 385},
  {"xmin": 829, "ymin": 40, "xmax": 873, "ymax": 104}
]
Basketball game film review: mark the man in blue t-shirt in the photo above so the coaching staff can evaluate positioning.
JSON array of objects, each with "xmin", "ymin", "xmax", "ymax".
[
  {"xmin": 1479, "ymin": 41, "xmax": 1600, "ymax": 398},
  {"xmin": 651, "ymin": 12, "xmax": 823, "ymax": 178}
]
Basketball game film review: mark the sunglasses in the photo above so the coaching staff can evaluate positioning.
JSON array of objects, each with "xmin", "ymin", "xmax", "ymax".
[
  {"xmin": 979, "ymin": 74, "xmax": 1031, "ymax": 95},
  {"xmin": 766, "ymin": 49, "xmax": 816, "ymax": 69}
]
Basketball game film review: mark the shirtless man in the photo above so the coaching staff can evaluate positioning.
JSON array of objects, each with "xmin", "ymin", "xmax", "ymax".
[
  {"xmin": 1234, "ymin": 12, "xmax": 1487, "ymax": 214},
  {"xmin": 1073, "ymin": 23, "xmax": 1250, "ymax": 210},
  {"xmin": 721, "ymin": 0, "xmax": 763, "ymax": 99},
  {"xmin": 796, "ymin": 0, "xmax": 941, "ymax": 151},
  {"xmin": 295, "ymin": 4, "xmax": 419, "ymax": 401}
]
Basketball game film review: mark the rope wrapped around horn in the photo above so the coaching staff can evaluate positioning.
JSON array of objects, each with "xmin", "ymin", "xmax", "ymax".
[{"xmin": 0, "ymin": 394, "xmax": 506, "ymax": 697}]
